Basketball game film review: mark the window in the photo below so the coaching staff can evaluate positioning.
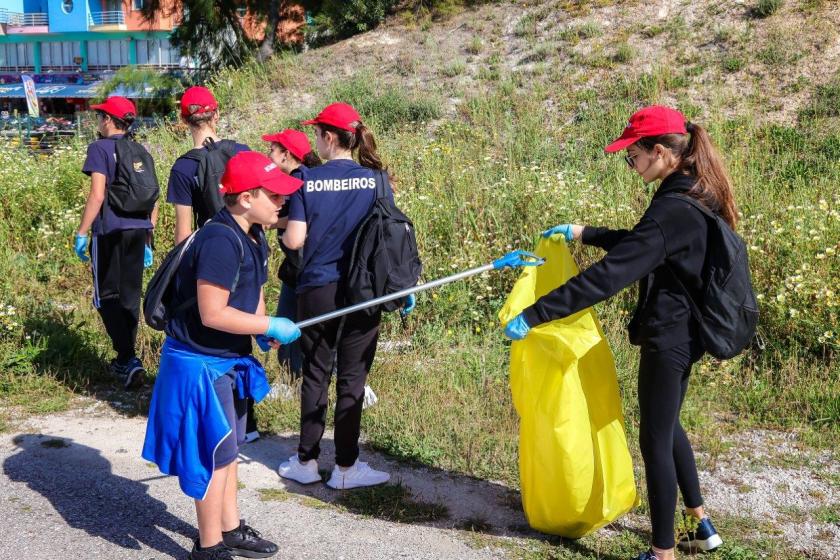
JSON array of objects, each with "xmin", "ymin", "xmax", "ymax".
[
  {"xmin": 133, "ymin": 0, "xmax": 144, "ymax": 9},
  {"xmin": 61, "ymin": 0, "xmax": 73, "ymax": 14}
]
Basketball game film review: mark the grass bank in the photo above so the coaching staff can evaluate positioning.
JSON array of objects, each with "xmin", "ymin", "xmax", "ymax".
[{"xmin": 0, "ymin": 17, "xmax": 837, "ymax": 559}]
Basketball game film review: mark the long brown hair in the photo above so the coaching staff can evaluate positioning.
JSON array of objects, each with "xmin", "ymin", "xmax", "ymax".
[
  {"xmin": 637, "ymin": 123, "xmax": 738, "ymax": 228},
  {"xmin": 318, "ymin": 122, "xmax": 394, "ymax": 183}
]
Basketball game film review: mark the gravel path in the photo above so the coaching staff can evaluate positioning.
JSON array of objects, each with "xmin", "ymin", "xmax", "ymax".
[
  {"xmin": 0, "ymin": 406, "xmax": 517, "ymax": 560},
  {"xmin": 1, "ymin": 406, "xmax": 837, "ymax": 559}
]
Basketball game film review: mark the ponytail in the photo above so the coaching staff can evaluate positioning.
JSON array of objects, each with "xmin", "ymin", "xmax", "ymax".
[
  {"xmin": 637, "ymin": 124, "xmax": 738, "ymax": 229},
  {"xmin": 302, "ymin": 151, "xmax": 322, "ymax": 168},
  {"xmin": 318, "ymin": 122, "xmax": 395, "ymax": 184},
  {"xmin": 681, "ymin": 122, "xmax": 738, "ymax": 228}
]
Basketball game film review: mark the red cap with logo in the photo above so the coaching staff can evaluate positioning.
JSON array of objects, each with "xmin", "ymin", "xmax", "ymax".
[
  {"xmin": 302, "ymin": 102, "xmax": 360, "ymax": 132},
  {"xmin": 604, "ymin": 106, "xmax": 687, "ymax": 153},
  {"xmin": 180, "ymin": 86, "xmax": 218, "ymax": 118},
  {"xmin": 90, "ymin": 96, "xmax": 136, "ymax": 121},
  {"xmin": 220, "ymin": 151, "xmax": 303, "ymax": 196},
  {"xmin": 261, "ymin": 129, "xmax": 313, "ymax": 161}
]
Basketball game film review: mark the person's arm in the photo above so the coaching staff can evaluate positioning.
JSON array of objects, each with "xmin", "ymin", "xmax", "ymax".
[
  {"xmin": 581, "ymin": 226, "xmax": 632, "ymax": 251},
  {"xmin": 522, "ymin": 217, "xmax": 667, "ymax": 328},
  {"xmin": 77, "ymin": 173, "xmax": 106, "ymax": 235},
  {"xmin": 282, "ymin": 220, "xmax": 307, "ymax": 250},
  {"xmin": 256, "ymin": 288, "xmax": 266, "ymax": 316},
  {"xmin": 147, "ymin": 203, "xmax": 159, "ymax": 245},
  {"xmin": 197, "ymin": 280, "xmax": 271, "ymax": 335},
  {"xmin": 174, "ymin": 204, "xmax": 193, "ymax": 244}
]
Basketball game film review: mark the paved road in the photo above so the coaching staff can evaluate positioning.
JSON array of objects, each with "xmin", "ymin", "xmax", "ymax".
[{"xmin": 0, "ymin": 406, "xmax": 519, "ymax": 560}]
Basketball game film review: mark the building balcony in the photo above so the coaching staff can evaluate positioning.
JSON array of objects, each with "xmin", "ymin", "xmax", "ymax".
[
  {"xmin": 89, "ymin": 10, "xmax": 126, "ymax": 29},
  {"xmin": 0, "ymin": 9, "xmax": 49, "ymax": 32}
]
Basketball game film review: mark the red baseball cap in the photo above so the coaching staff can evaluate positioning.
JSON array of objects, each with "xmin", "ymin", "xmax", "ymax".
[
  {"xmin": 604, "ymin": 105, "xmax": 687, "ymax": 153},
  {"xmin": 220, "ymin": 152, "xmax": 303, "ymax": 196},
  {"xmin": 180, "ymin": 86, "xmax": 218, "ymax": 117},
  {"xmin": 302, "ymin": 102, "xmax": 360, "ymax": 132},
  {"xmin": 261, "ymin": 129, "xmax": 313, "ymax": 161},
  {"xmin": 90, "ymin": 96, "xmax": 136, "ymax": 121}
]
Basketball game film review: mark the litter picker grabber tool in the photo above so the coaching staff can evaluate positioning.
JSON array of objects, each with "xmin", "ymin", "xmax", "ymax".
[
  {"xmin": 294, "ymin": 250, "xmax": 544, "ymax": 329},
  {"xmin": 256, "ymin": 250, "xmax": 544, "ymax": 350}
]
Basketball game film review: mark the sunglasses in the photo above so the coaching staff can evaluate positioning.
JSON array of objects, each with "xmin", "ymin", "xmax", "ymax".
[{"xmin": 624, "ymin": 154, "xmax": 636, "ymax": 168}]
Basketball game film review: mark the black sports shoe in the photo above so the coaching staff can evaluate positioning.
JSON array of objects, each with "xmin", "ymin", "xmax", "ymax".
[
  {"xmin": 222, "ymin": 520, "xmax": 278, "ymax": 558},
  {"xmin": 679, "ymin": 516, "xmax": 723, "ymax": 552},
  {"xmin": 122, "ymin": 357, "xmax": 146, "ymax": 390},
  {"xmin": 189, "ymin": 540, "xmax": 234, "ymax": 560}
]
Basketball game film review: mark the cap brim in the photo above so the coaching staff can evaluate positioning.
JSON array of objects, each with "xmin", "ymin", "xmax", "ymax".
[
  {"xmin": 89, "ymin": 103, "xmax": 106, "ymax": 112},
  {"xmin": 301, "ymin": 118, "xmax": 318, "ymax": 126},
  {"xmin": 604, "ymin": 134, "xmax": 640, "ymax": 153},
  {"xmin": 261, "ymin": 174, "xmax": 303, "ymax": 196},
  {"xmin": 262, "ymin": 134, "xmax": 282, "ymax": 142}
]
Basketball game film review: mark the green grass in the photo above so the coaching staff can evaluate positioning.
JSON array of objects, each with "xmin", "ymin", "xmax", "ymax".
[
  {"xmin": 0, "ymin": 11, "xmax": 838, "ymax": 558},
  {"xmin": 753, "ymin": 0, "xmax": 784, "ymax": 18},
  {"xmin": 334, "ymin": 483, "xmax": 450, "ymax": 523}
]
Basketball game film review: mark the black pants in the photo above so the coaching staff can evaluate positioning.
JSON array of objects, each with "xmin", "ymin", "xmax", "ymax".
[
  {"xmin": 638, "ymin": 340, "xmax": 705, "ymax": 549},
  {"xmin": 297, "ymin": 283, "xmax": 380, "ymax": 467},
  {"xmin": 91, "ymin": 229, "xmax": 146, "ymax": 363}
]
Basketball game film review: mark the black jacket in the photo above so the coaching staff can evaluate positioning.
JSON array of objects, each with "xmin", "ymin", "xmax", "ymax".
[{"xmin": 522, "ymin": 172, "xmax": 709, "ymax": 351}]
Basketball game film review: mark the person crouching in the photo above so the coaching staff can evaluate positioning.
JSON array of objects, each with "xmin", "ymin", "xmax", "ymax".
[{"xmin": 142, "ymin": 152, "xmax": 303, "ymax": 560}]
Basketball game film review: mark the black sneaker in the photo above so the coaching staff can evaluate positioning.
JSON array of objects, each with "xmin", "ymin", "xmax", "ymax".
[
  {"xmin": 189, "ymin": 540, "xmax": 234, "ymax": 560},
  {"xmin": 222, "ymin": 520, "xmax": 278, "ymax": 558},
  {"xmin": 122, "ymin": 357, "xmax": 146, "ymax": 390},
  {"xmin": 679, "ymin": 516, "xmax": 723, "ymax": 552}
]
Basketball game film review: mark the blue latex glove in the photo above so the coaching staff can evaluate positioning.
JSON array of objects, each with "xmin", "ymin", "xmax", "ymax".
[
  {"xmin": 265, "ymin": 316, "xmax": 301, "ymax": 345},
  {"xmin": 504, "ymin": 313, "xmax": 531, "ymax": 340},
  {"xmin": 73, "ymin": 234, "xmax": 89, "ymax": 262},
  {"xmin": 542, "ymin": 224, "xmax": 575, "ymax": 242},
  {"xmin": 400, "ymin": 293, "xmax": 416, "ymax": 317},
  {"xmin": 255, "ymin": 335, "xmax": 272, "ymax": 352},
  {"xmin": 144, "ymin": 245, "xmax": 153, "ymax": 268}
]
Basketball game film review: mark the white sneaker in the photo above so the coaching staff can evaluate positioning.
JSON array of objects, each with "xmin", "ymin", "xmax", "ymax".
[
  {"xmin": 243, "ymin": 430, "xmax": 260, "ymax": 443},
  {"xmin": 277, "ymin": 455, "xmax": 321, "ymax": 484},
  {"xmin": 326, "ymin": 460, "xmax": 390, "ymax": 490},
  {"xmin": 362, "ymin": 384, "xmax": 378, "ymax": 409}
]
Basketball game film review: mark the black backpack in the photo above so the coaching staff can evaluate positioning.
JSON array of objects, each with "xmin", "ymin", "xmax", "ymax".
[
  {"xmin": 345, "ymin": 170, "xmax": 422, "ymax": 313},
  {"xmin": 143, "ymin": 222, "xmax": 244, "ymax": 331},
  {"xmin": 663, "ymin": 194, "xmax": 759, "ymax": 360},
  {"xmin": 108, "ymin": 135, "xmax": 159, "ymax": 217},
  {"xmin": 183, "ymin": 139, "xmax": 242, "ymax": 228}
]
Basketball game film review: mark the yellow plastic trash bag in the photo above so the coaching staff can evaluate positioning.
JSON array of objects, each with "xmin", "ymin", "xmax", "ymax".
[{"xmin": 498, "ymin": 238, "xmax": 637, "ymax": 538}]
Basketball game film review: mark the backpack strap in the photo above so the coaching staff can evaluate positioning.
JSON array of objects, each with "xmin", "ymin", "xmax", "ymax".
[
  {"xmin": 374, "ymin": 170, "xmax": 390, "ymax": 201},
  {"xmin": 170, "ymin": 221, "xmax": 246, "ymax": 315},
  {"xmin": 659, "ymin": 193, "xmax": 710, "ymax": 325}
]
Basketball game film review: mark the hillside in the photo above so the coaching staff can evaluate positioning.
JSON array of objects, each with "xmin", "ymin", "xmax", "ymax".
[{"xmin": 0, "ymin": 1, "xmax": 838, "ymax": 559}]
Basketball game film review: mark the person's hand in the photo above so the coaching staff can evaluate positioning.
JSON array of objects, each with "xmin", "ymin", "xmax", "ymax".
[
  {"xmin": 504, "ymin": 313, "xmax": 531, "ymax": 340},
  {"xmin": 144, "ymin": 245, "xmax": 153, "ymax": 268},
  {"xmin": 400, "ymin": 293, "xmax": 416, "ymax": 318},
  {"xmin": 73, "ymin": 234, "xmax": 89, "ymax": 262},
  {"xmin": 542, "ymin": 224, "xmax": 582, "ymax": 242},
  {"xmin": 542, "ymin": 224, "xmax": 574, "ymax": 241},
  {"xmin": 265, "ymin": 316, "xmax": 301, "ymax": 345}
]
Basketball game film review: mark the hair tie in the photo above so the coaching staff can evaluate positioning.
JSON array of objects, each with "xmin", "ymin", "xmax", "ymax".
[{"xmin": 686, "ymin": 121, "xmax": 696, "ymax": 133}]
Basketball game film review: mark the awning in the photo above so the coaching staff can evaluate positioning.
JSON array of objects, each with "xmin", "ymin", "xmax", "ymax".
[{"xmin": 0, "ymin": 82, "xmax": 103, "ymax": 98}]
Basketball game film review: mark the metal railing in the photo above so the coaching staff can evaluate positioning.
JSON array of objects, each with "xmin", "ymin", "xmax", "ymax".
[
  {"xmin": 0, "ymin": 10, "xmax": 48, "ymax": 26},
  {"xmin": 89, "ymin": 11, "xmax": 126, "ymax": 26}
]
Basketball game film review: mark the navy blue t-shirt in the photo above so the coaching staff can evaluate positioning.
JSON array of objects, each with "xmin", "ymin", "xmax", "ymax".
[
  {"xmin": 287, "ymin": 159, "xmax": 392, "ymax": 292},
  {"xmin": 82, "ymin": 134, "xmax": 154, "ymax": 235},
  {"xmin": 166, "ymin": 142, "xmax": 250, "ymax": 206},
  {"xmin": 165, "ymin": 208, "xmax": 269, "ymax": 357}
]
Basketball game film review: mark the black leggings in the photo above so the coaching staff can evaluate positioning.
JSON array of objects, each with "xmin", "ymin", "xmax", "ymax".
[{"xmin": 638, "ymin": 340, "xmax": 705, "ymax": 549}]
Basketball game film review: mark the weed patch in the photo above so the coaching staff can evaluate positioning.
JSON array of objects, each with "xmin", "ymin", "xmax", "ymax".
[{"xmin": 334, "ymin": 482, "xmax": 449, "ymax": 523}]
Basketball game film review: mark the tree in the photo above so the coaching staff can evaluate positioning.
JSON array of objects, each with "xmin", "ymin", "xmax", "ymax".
[{"xmin": 141, "ymin": 1, "xmax": 265, "ymax": 72}]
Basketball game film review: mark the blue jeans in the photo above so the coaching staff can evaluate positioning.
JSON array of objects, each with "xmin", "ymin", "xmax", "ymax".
[{"xmin": 276, "ymin": 283, "xmax": 303, "ymax": 379}]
